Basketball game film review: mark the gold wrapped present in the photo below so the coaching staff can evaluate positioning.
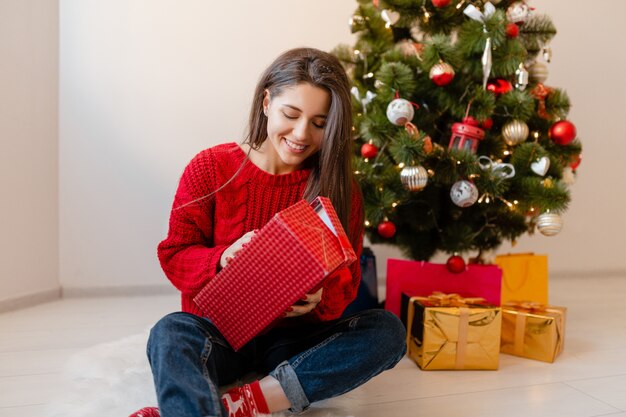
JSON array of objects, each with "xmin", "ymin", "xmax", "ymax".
[
  {"xmin": 404, "ymin": 292, "xmax": 502, "ymax": 370},
  {"xmin": 500, "ymin": 301, "xmax": 566, "ymax": 363}
]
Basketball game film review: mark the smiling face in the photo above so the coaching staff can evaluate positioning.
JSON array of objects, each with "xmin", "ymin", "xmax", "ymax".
[{"xmin": 256, "ymin": 82, "xmax": 330, "ymax": 175}]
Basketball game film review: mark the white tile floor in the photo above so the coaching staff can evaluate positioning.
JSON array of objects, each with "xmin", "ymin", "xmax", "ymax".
[{"xmin": 1, "ymin": 275, "xmax": 626, "ymax": 417}]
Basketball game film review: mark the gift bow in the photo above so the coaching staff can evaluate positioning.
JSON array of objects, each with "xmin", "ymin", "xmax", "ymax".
[
  {"xmin": 503, "ymin": 300, "xmax": 563, "ymax": 314},
  {"xmin": 413, "ymin": 291, "xmax": 487, "ymax": 307},
  {"xmin": 350, "ymin": 87, "xmax": 376, "ymax": 114},
  {"xmin": 478, "ymin": 156, "xmax": 516, "ymax": 179},
  {"xmin": 464, "ymin": 2, "xmax": 496, "ymax": 89}
]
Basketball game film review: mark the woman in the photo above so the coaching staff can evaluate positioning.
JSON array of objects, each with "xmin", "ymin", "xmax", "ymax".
[{"xmin": 132, "ymin": 47, "xmax": 406, "ymax": 417}]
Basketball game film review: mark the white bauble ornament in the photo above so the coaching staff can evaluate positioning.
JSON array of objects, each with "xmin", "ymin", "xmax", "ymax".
[
  {"xmin": 537, "ymin": 212, "xmax": 563, "ymax": 236},
  {"xmin": 502, "ymin": 119, "xmax": 529, "ymax": 146},
  {"xmin": 450, "ymin": 180, "xmax": 479, "ymax": 207},
  {"xmin": 386, "ymin": 98, "xmax": 414, "ymax": 126},
  {"xmin": 507, "ymin": 1, "xmax": 531, "ymax": 25},
  {"xmin": 400, "ymin": 165, "xmax": 428, "ymax": 191},
  {"xmin": 529, "ymin": 61, "xmax": 549, "ymax": 83}
]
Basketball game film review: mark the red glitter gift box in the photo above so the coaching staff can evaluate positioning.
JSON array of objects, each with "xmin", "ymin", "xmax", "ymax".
[{"xmin": 193, "ymin": 197, "xmax": 357, "ymax": 350}]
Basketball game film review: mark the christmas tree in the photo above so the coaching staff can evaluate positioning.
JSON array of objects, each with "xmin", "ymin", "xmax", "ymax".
[{"xmin": 334, "ymin": 0, "xmax": 582, "ymax": 263}]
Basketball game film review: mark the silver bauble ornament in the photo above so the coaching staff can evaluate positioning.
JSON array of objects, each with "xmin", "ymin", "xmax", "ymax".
[
  {"xmin": 386, "ymin": 98, "xmax": 414, "ymax": 126},
  {"xmin": 450, "ymin": 180, "xmax": 479, "ymax": 207},
  {"xmin": 529, "ymin": 61, "xmax": 549, "ymax": 83},
  {"xmin": 502, "ymin": 119, "xmax": 529, "ymax": 146},
  {"xmin": 400, "ymin": 165, "xmax": 428, "ymax": 191},
  {"xmin": 348, "ymin": 14, "xmax": 366, "ymax": 33},
  {"xmin": 537, "ymin": 212, "xmax": 563, "ymax": 236}
]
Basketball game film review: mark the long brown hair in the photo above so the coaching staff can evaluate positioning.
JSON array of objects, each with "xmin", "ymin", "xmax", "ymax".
[{"xmin": 244, "ymin": 47, "xmax": 354, "ymax": 231}]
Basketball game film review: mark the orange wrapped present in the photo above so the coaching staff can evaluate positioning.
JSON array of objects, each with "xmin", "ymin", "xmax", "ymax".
[{"xmin": 500, "ymin": 301, "xmax": 566, "ymax": 363}]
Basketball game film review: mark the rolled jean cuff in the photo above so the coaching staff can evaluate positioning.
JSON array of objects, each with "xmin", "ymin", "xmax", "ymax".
[{"xmin": 269, "ymin": 360, "xmax": 310, "ymax": 413}]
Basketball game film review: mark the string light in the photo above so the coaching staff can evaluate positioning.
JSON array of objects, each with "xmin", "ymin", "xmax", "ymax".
[
  {"xmin": 364, "ymin": 220, "xmax": 371, "ymax": 227},
  {"xmin": 456, "ymin": 0, "xmax": 466, "ymax": 9},
  {"xmin": 503, "ymin": 150, "xmax": 511, "ymax": 156},
  {"xmin": 398, "ymin": 162, "xmax": 406, "ymax": 169},
  {"xmin": 364, "ymin": 72, "xmax": 374, "ymax": 79},
  {"xmin": 392, "ymin": 202, "xmax": 398, "ymax": 208}
]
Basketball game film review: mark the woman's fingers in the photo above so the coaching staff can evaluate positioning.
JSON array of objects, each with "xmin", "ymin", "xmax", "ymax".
[{"xmin": 284, "ymin": 288, "xmax": 323, "ymax": 317}]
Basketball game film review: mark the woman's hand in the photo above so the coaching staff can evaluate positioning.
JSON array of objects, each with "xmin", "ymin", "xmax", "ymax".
[
  {"xmin": 284, "ymin": 288, "xmax": 323, "ymax": 318},
  {"xmin": 219, "ymin": 230, "xmax": 257, "ymax": 269}
]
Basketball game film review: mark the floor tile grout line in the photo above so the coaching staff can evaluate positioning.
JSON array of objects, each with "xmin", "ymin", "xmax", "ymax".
[{"xmin": 563, "ymin": 381, "xmax": 626, "ymax": 413}]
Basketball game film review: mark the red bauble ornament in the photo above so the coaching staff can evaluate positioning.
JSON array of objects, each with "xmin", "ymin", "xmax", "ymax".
[
  {"xmin": 361, "ymin": 143, "xmax": 379, "ymax": 159},
  {"xmin": 549, "ymin": 120, "xmax": 577, "ymax": 145},
  {"xmin": 570, "ymin": 153, "xmax": 582, "ymax": 171},
  {"xmin": 486, "ymin": 79, "xmax": 513, "ymax": 95},
  {"xmin": 429, "ymin": 62, "xmax": 455, "ymax": 86},
  {"xmin": 446, "ymin": 255, "xmax": 466, "ymax": 274},
  {"xmin": 377, "ymin": 221, "xmax": 396, "ymax": 238},
  {"xmin": 481, "ymin": 118, "xmax": 494, "ymax": 130},
  {"xmin": 431, "ymin": 0, "xmax": 451, "ymax": 7},
  {"xmin": 506, "ymin": 22, "xmax": 520, "ymax": 38}
]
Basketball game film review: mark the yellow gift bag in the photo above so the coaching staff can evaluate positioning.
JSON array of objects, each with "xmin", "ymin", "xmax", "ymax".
[{"xmin": 495, "ymin": 253, "xmax": 548, "ymax": 305}]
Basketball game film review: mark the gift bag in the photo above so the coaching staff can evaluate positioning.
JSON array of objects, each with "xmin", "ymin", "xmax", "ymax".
[
  {"xmin": 385, "ymin": 259, "xmax": 502, "ymax": 317},
  {"xmin": 342, "ymin": 247, "xmax": 379, "ymax": 317},
  {"xmin": 495, "ymin": 253, "xmax": 548, "ymax": 305}
]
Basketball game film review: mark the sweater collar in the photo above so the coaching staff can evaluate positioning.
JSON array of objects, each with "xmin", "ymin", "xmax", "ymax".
[{"xmin": 231, "ymin": 143, "xmax": 312, "ymax": 186}]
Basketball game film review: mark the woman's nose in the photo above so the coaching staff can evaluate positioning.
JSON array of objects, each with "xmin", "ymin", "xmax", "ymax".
[{"xmin": 292, "ymin": 119, "xmax": 310, "ymax": 141}]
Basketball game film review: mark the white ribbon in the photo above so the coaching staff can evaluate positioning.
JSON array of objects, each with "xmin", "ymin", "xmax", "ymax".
[
  {"xmin": 463, "ymin": 2, "xmax": 495, "ymax": 23},
  {"xmin": 350, "ymin": 87, "xmax": 377, "ymax": 113},
  {"xmin": 464, "ymin": 2, "xmax": 496, "ymax": 89},
  {"xmin": 478, "ymin": 156, "xmax": 515, "ymax": 179}
]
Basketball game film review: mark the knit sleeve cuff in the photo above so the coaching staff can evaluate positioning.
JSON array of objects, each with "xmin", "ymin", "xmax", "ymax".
[{"xmin": 208, "ymin": 245, "xmax": 229, "ymax": 275}]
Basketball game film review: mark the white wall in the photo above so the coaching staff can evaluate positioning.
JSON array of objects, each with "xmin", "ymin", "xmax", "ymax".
[
  {"xmin": 59, "ymin": 0, "xmax": 357, "ymax": 291},
  {"xmin": 0, "ymin": 0, "xmax": 60, "ymax": 308},
  {"xmin": 58, "ymin": 0, "xmax": 626, "ymax": 293}
]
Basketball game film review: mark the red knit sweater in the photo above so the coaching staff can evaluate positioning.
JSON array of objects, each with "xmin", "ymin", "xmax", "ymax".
[{"xmin": 158, "ymin": 143, "xmax": 364, "ymax": 322}]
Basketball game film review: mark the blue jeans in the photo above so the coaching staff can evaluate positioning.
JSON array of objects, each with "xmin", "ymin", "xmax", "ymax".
[{"xmin": 147, "ymin": 309, "xmax": 406, "ymax": 417}]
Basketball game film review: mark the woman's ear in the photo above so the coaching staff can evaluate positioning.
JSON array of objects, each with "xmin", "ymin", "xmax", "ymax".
[{"xmin": 262, "ymin": 89, "xmax": 270, "ymax": 115}]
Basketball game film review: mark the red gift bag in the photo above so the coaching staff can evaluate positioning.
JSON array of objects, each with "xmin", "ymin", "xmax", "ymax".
[{"xmin": 385, "ymin": 259, "xmax": 502, "ymax": 317}]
